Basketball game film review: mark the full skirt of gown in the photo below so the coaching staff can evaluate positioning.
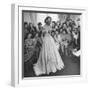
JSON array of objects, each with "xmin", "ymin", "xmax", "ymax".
[{"xmin": 33, "ymin": 34, "xmax": 64, "ymax": 76}]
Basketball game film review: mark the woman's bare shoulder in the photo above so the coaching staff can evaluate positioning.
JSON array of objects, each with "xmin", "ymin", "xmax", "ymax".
[{"xmin": 43, "ymin": 24, "xmax": 46, "ymax": 29}]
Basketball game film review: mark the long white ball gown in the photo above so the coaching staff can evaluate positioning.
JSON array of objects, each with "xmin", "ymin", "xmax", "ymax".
[{"xmin": 33, "ymin": 25, "xmax": 64, "ymax": 76}]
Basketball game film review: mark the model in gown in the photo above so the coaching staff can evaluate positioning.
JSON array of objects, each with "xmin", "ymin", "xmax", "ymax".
[{"xmin": 33, "ymin": 16, "xmax": 64, "ymax": 76}]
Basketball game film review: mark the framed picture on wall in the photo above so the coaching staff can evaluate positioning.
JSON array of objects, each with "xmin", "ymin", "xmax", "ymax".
[{"xmin": 11, "ymin": 4, "xmax": 87, "ymax": 87}]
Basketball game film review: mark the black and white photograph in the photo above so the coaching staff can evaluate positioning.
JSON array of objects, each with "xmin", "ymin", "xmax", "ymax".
[{"xmin": 23, "ymin": 10, "xmax": 81, "ymax": 77}]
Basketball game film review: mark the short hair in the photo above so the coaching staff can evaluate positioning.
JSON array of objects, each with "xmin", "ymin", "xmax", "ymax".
[
  {"xmin": 62, "ymin": 23, "xmax": 66, "ymax": 27},
  {"xmin": 37, "ymin": 22, "xmax": 42, "ymax": 26},
  {"xmin": 24, "ymin": 22, "xmax": 28, "ymax": 26},
  {"xmin": 44, "ymin": 16, "xmax": 52, "ymax": 23},
  {"xmin": 52, "ymin": 21, "xmax": 56, "ymax": 26}
]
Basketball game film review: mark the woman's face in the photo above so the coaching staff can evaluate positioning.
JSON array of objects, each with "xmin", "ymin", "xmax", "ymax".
[
  {"xmin": 52, "ymin": 22, "xmax": 55, "ymax": 28},
  {"xmin": 51, "ymin": 32, "xmax": 55, "ymax": 37},
  {"xmin": 57, "ymin": 21, "xmax": 60, "ymax": 26},
  {"xmin": 63, "ymin": 24, "xmax": 67, "ymax": 29},
  {"xmin": 66, "ymin": 21, "xmax": 69, "ymax": 26},
  {"xmin": 46, "ymin": 18, "xmax": 51, "ymax": 25},
  {"xmin": 56, "ymin": 31, "xmax": 58, "ymax": 35},
  {"xmin": 28, "ymin": 34, "xmax": 32, "ymax": 39},
  {"xmin": 62, "ymin": 30, "xmax": 66, "ymax": 34},
  {"xmin": 24, "ymin": 24, "xmax": 28, "ymax": 29},
  {"xmin": 35, "ymin": 33, "xmax": 38, "ymax": 38}
]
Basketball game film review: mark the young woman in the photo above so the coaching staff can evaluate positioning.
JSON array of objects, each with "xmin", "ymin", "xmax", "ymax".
[{"xmin": 33, "ymin": 16, "xmax": 64, "ymax": 76}]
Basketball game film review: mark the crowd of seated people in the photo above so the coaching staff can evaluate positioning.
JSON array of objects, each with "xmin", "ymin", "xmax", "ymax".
[
  {"xmin": 24, "ymin": 16, "xmax": 80, "ymax": 63},
  {"xmin": 24, "ymin": 22, "xmax": 42, "ymax": 62}
]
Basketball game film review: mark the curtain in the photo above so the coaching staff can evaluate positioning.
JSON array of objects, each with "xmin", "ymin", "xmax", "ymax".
[{"xmin": 29, "ymin": 13, "xmax": 37, "ymax": 26}]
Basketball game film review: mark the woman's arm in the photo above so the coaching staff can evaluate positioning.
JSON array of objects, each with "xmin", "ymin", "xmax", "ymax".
[
  {"xmin": 48, "ymin": 30, "xmax": 51, "ymax": 35},
  {"xmin": 42, "ymin": 27, "xmax": 47, "ymax": 37}
]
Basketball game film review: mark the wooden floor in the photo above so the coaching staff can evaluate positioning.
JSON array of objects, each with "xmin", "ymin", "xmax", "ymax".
[{"xmin": 24, "ymin": 54, "xmax": 80, "ymax": 77}]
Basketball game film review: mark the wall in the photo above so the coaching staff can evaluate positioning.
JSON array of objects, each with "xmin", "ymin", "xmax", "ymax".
[
  {"xmin": 24, "ymin": 12, "xmax": 59, "ymax": 26},
  {"xmin": 24, "ymin": 12, "xmax": 80, "ymax": 26},
  {"xmin": 0, "ymin": 0, "xmax": 90, "ymax": 89},
  {"xmin": 24, "ymin": 12, "xmax": 32, "ymax": 23}
]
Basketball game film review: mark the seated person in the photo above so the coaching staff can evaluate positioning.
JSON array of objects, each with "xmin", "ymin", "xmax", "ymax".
[
  {"xmin": 25, "ymin": 34, "xmax": 36, "ymax": 48},
  {"xmin": 24, "ymin": 33, "xmax": 36, "ymax": 62},
  {"xmin": 24, "ymin": 22, "xmax": 29, "ymax": 40},
  {"xmin": 51, "ymin": 30, "xmax": 55, "ymax": 38},
  {"xmin": 54, "ymin": 31, "xmax": 62, "ymax": 50},
  {"xmin": 28, "ymin": 23, "xmax": 37, "ymax": 38},
  {"xmin": 60, "ymin": 31, "xmax": 72, "ymax": 55},
  {"xmin": 72, "ymin": 28, "xmax": 79, "ymax": 45},
  {"xmin": 51, "ymin": 21, "xmax": 57, "ymax": 31},
  {"xmin": 37, "ymin": 22, "xmax": 43, "ymax": 31}
]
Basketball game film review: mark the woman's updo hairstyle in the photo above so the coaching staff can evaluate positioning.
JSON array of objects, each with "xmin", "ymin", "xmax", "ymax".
[{"xmin": 44, "ymin": 16, "xmax": 52, "ymax": 24}]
